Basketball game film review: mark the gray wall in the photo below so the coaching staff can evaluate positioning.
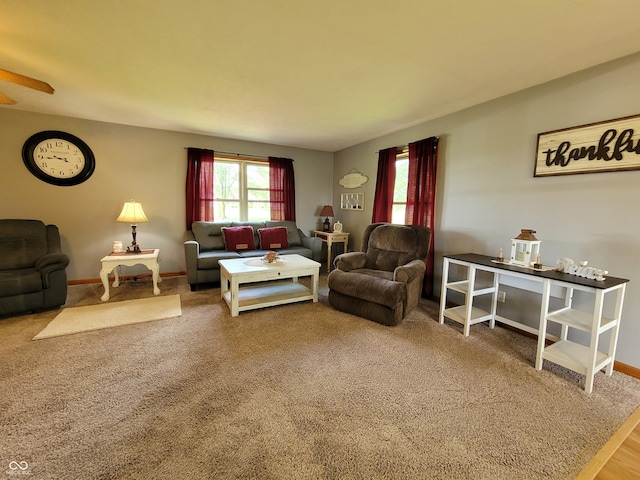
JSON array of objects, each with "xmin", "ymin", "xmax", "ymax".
[
  {"xmin": 2, "ymin": 52, "xmax": 639, "ymax": 369},
  {"xmin": 333, "ymin": 52, "xmax": 640, "ymax": 369},
  {"xmin": 0, "ymin": 110, "xmax": 333, "ymax": 280}
]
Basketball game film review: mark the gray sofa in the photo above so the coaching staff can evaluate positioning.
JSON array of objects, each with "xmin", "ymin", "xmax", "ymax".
[
  {"xmin": 0, "ymin": 219, "xmax": 70, "ymax": 317},
  {"xmin": 184, "ymin": 220, "xmax": 322, "ymax": 290}
]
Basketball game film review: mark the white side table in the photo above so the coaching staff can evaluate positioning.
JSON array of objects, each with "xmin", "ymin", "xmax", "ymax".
[
  {"xmin": 313, "ymin": 230, "xmax": 349, "ymax": 272},
  {"xmin": 99, "ymin": 249, "xmax": 161, "ymax": 301}
]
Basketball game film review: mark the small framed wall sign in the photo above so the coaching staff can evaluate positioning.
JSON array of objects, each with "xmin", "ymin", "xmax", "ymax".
[
  {"xmin": 340, "ymin": 192, "xmax": 364, "ymax": 211},
  {"xmin": 534, "ymin": 113, "xmax": 640, "ymax": 177}
]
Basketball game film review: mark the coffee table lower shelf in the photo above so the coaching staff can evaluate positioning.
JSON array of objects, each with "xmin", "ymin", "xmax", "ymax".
[{"xmin": 222, "ymin": 281, "xmax": 315, "ymax": 315}]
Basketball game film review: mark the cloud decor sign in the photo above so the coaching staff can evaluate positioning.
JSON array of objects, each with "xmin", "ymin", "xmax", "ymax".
[
  {"xmin": 338, "ymin": 170, "xmax": 368, "ymax": 188},
  {"xmin": 534, "ymin": 114, "xmax": 640, "ymax": 177}
]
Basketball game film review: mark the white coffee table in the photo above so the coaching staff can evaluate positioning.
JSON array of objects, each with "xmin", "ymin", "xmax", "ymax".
[
  {"xmin": 99, "ymin": 249, "xmax": 161, "ymax": 301},
  {"xmin": 219, "ymin": 254, "xmax": 321, "ymax": 317}
]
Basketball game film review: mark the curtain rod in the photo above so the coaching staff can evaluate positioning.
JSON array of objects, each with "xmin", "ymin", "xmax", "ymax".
[
  {"xmin": 184, "ymin": 148, "xmax": 294, "ymax": 161},
  {"xmin": 372, "ymin": 145, "xmax": 408, "ymax": 154},
  {"xmin": 374, "ymin": 136, "xmax": 440, "ymax": 154},
  {"xmin": 184, "ymin": 147, "xmax": 267, "ymax": 159}
]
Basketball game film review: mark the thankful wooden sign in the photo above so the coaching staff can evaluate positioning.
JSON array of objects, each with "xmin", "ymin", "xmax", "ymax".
[{"xmin": 534, "ymin": 114, "xmax": 640, "ymax": 176}]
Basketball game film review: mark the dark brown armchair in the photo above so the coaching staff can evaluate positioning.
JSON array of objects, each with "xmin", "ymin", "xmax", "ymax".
[
  {"xmin": 327, "ymin": 223, "xmax": 431, "ymax": 326},
  {"xmin": 0, "ymin": 219, "xmax": 70, "ymax": 317}
]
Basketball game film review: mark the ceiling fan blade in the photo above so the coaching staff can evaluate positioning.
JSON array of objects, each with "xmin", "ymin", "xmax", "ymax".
[
  {"xmin": 0, "ymin": 68, "xmax": 54, "ymax": 94},
  {"xmin": 0, "ymin": 91, "xmax": 17, "ymax": 105}
]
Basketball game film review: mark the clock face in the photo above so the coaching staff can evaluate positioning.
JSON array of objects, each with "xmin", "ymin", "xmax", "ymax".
[
  {"xmin": 33, "ymin": 138, "xmax": 86, "ymax": 179},
  {"xmin": 22, "ymin": 131, "xmax": 95, "ymax": 186}
]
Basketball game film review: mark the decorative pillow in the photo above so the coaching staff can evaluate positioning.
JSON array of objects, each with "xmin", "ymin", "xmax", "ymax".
[
  {"xmin": 258, "ymin": 227, "xmax": 289, "ymax": 250},
  {"xmin": 221, "ymin": 226, "xmax": 255, "ymax": 251},
  {"xmin": 265, "ymin": 221, "xmax": 301, "ymax": 246}
]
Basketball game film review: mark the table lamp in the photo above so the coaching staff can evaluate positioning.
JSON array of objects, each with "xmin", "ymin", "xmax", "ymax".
[
  {"xmin": 320, "ymin": 205, "xmax": 334, "ymax": 232},
  {"xmin": 116, "ymin": 201, "xmax": 148, "ymax": 253}
]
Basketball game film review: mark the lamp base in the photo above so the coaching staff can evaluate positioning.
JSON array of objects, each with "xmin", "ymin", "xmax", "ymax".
[
  {"xmin": 323, "ymin": 217, "xmax": 330, "ymax": 232},
  {"xmin": 126, "ymin": 224, "xmax": 141, "ymax": 253},
  {"xmin": 126, "ymin": 244, "xmax": 142, "ymax": 254}
]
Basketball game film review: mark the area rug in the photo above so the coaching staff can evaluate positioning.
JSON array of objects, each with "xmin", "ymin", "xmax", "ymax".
[{"xmin": 32, "ymin": 294, "xmax": 182, "ymax": 340}]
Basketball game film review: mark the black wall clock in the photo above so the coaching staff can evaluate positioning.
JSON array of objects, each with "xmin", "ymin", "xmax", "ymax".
[{"xmin": 22, "ymin": 130, "xmax": 95, "ymax": 186}]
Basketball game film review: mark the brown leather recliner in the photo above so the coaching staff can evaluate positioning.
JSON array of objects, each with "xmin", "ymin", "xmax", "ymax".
[{"xmin": 327, "ymin": 223, "xmax": 431, "ymax": 326}]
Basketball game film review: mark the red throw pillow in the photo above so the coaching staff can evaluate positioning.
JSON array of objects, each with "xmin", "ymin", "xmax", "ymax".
[
  {"xmin": 221, "ymin": 226, "xmax": 255, "ymax": 251},
  {"xmin": 258, "ymin": 227, "xmax": 289, "ymax": 250}
]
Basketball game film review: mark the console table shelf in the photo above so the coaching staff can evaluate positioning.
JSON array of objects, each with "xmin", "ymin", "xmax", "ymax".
[
  {"xmin": 541, "ymin": 341, "xmax": 610, "ymax": 377},
  {"xmin": 537, "ymin": 277, "xmax": 626, "ymax": 393},
  {"xmin": 442, "ymin": 305, "xmax": 493, "ymax": 326},
  {"xmin": 439, "ymin": 253, "xmax": 629, "ymax": 393},
  {"xmin": 440, "ymin": 260, "xmax": 498, "ymax": 336},
  {"xmin": 445, "ymin": 280, "xmax": 496, "ymax": 297},
  {"xmin": 546, "ymin": 307, "xmax": 617, "ymax": 334}
]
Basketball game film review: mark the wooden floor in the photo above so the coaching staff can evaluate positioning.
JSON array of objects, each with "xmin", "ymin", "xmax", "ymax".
[
  {"xmin": 595, "ymin": 423, "xmax": 640, "ymax": 479},
  {"xmin": 577, "ymin": 406, "xmax": 640, "ymax": 479}
]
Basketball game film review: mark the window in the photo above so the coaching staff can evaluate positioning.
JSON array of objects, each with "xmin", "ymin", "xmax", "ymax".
[
  {"xmin": 213, "ymin": 156, "xmax": 270, "ymax": 221},
  {"xmin": 371, "ymin": 138, "xmax": 438, "ymax": 297},
  {"xmin": 391, "ymin": 152, "xmax": 409, "ymax": 224}
]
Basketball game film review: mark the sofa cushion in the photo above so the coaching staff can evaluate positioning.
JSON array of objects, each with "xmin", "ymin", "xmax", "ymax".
[
  {"xmin": 196, "ymin": 250, "xmax": 242, "ymax": 269},
  {"xmin": 0, "ymin": 268, "xmax": 43, "ymax": 297},
  {"xmin": 238, "ymin": 247, "xmax": 313, "ymax": 259},
  {"xmin": 221, "ymin": 226, "xmax": 256, "ymax": 251},
  {"xmin": 238, "ymin": 249, "xmax": 269, "ymax": 258},
  {"xmin": 258, "ymin": 227, "xmax": 289, "ymax": 250},
  {"xmin": 191, "ymin": 222, "xmax": 231, "ymax": 251},
  {"xmin": 265, "ymin": 221, "xmax": 301, "ymax": 246}
]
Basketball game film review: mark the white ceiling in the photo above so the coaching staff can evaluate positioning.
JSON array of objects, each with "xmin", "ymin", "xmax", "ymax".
[{"xmin": 2, "ymin": 1, "xmax": 640, "ymax": 152}]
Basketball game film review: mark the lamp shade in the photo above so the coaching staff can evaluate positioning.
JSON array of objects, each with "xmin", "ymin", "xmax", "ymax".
[
  {"xmin": 116, "ymin": 201, "xmax": 149, "ymax": 224},
  {"xmin": 319, "ymin": 205, "xmax": 334, "ymax": 217}
]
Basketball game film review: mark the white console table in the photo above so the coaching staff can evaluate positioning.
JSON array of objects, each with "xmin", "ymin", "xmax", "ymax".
[{"xmin": 439, "ymin": 253, "xmax": 629, "ymax": 393}]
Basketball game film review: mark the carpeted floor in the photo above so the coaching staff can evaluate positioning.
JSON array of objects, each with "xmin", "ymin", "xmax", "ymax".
[{"xmin": 1, "ymin": 275, "xmax": 639, "ymax": 479}]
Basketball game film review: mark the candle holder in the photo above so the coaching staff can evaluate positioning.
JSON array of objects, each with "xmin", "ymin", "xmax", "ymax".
[{"xmin": 510, "ymin": 229, "xmax": 541, "ymax": 267}]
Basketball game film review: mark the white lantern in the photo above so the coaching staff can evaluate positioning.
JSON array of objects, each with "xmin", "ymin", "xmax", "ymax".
[{"xmin": 510, "ymin": 229, "xmax": 541, "ymax": 267}]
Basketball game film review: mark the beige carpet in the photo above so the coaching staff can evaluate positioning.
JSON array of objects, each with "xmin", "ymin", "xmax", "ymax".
[
  {"xmin": 33, "ymin": 294, "xmax": 182, "ymax": 340},
  {"xmin": 1, "ymin": 276, "xmax": 640, "ymax": 479}
]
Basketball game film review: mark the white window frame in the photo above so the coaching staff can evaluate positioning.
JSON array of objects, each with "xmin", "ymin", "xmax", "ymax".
[
  {"xmin": 213, "ymin": 155, "xmax": 270, "ymax": 222},
  {"xmin": 391, "ymin": 151, "xmax": 409, "ymax": 224}
]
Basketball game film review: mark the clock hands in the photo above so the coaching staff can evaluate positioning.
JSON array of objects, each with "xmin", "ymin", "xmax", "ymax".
[{"xmin": 44, "ymin": 155, "xmax": 69, "ymax": 162}]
